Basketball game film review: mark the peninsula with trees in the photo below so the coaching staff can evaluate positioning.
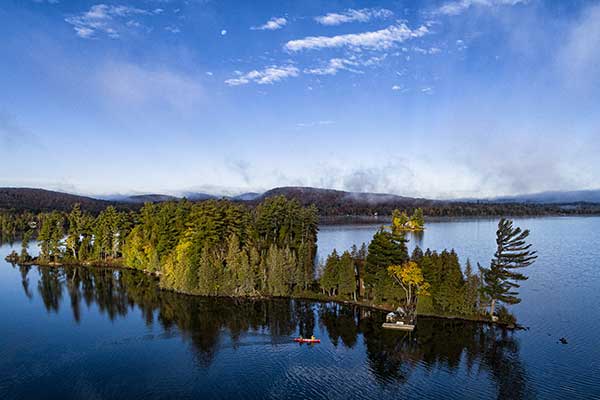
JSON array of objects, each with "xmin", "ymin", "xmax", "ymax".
[{"xmin": 4, "ymin": 195, "xmax": 536, "ymax": 327}]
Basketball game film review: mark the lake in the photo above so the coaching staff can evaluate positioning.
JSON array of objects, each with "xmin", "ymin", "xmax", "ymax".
[{"xmin": 1, "ymin": 216, "xmax": 599, "ymax": 399}]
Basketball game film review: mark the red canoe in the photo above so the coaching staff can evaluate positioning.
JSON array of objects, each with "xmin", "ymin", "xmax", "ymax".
[{"xmin": 293, "ymin": 338, "xmax": 321, "ymax": 343}]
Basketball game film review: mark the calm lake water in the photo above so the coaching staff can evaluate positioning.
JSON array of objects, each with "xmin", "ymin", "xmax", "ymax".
[{"xmin": 1, "ymin": 216, "xmax": 599, "ymax": 399}]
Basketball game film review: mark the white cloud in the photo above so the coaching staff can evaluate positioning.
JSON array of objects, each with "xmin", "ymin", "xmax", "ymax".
[
  {"xmin": 65, "ymin": 4, "xmax": 150, "ymax": 39},
  {"xmin": 225, "ymin": 65, "xmax": 299, "ymax": 86},
  {"xmin": 435, "ymin": 0, "xmax": 527, "ymax": 16},
  {"xmin": 251, "ymin": 17, "xmax": 287, "ymax": 31},
  {"xmin": 221, "ymin": 29, "xmax": 227, "ymax": 35},
  {"xmin": 285, "ymin": 23, "xmax": 428, "ymax": 52},
  {"xmin": 304, "ymin": 58, "xmax": 361, "ymax": 75},
  {"xmin": 421, "ymin": 86, "xmax": 434, "ymax": 94},
  {"xmin": 314, "ymin": 8, "xmax": 393, "ymax": 26},
  {"xmin": 304, "ymin": 55, "xmax": 386, "ymax": 76}
]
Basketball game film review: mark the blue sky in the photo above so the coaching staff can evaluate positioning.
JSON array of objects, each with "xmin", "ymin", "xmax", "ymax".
[{"xmin": 1, "ymin": 0, "xmax": 599, "ymax": 198}]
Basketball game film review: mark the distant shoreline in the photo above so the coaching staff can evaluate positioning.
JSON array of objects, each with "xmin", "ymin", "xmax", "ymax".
[{"xmin": 319, "ymin": 213, "xmax": 600, "ymax": 225}]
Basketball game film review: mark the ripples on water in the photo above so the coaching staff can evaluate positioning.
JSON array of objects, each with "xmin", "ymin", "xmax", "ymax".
[{"xmin": 1, "ymin": 216, "xmax": 599, "ymax": 399}]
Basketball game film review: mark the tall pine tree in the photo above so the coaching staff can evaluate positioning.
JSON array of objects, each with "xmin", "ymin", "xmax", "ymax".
[{"xmin": 480, "ymin": 218, "xmax": 537, "ymax": 316}]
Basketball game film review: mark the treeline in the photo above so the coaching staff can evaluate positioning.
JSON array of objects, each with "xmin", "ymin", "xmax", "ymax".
[
  {"xmin": 125, "ymin": 197, "xmax": 318, "ymax": 297},
  {"xmin": 0, "ymin": 211, "xmax": 37, "ymax": 243},
  {"xmin": 255, "ymin": 187, "xmax": 600, "ymax": 217},
  {"xmin": 10, "ymin": 197, "xmax": 319, "ymax": 298},
  {"xmin": 6, "ymin": 198, "xmax": 534, "ymax": 324}
]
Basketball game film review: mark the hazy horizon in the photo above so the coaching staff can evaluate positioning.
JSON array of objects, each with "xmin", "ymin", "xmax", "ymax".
[{"xmin": 2, "ymin": 0, "xmax": 600, "ymax": 198}]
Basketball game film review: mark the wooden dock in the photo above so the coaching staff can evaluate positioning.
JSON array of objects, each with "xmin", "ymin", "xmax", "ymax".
[{"xmin": 382, "ymin": 322, "xmax": 415, "ymax": 331}]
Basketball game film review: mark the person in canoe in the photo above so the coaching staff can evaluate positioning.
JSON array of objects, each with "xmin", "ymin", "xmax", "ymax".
[{"xmin": 294, "ymin": 335, "xmax": 320, "ymax": 343}]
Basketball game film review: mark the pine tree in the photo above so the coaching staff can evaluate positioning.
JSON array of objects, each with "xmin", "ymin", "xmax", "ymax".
[
  {"xmin": 20, "ymin": 230, "xmax": 32, "ymax": 262},
  {"xmin": 66, "ymin": 204, "xmax": 83, "ymax": 260},
  {"xmin": 320, "ymin": 249, "xmax": 340, "ymax": 296},
  {"xmin": 480, "ymin": 218, "xmax": 537, "ymax": 316},
  {"xmin": 38, "ymin": 214, "xmax": 53, "ymax": 261},
  {"xmin": 463, "ymin": 259, "xmax": 482, "ymax": 315},
  {"xmin": 338, "ymin": 251, "xmax": 357, "ymax": 300},
  {"xmin": 225, "ymin": 234, "xmax": 242, "ymax": 295},
  {"xmin": 365, "ymin": 228, "xmax": 408, "ymax": 302}
]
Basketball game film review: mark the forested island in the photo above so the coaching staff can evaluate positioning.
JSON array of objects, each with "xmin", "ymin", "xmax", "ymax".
[{"xmin": 3, "ymin": 196, "xmax": 536, "ymax": 327}]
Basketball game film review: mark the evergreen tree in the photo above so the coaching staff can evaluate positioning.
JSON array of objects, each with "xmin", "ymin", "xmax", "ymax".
[
  {"xmin": 49, "ymin": 212, "xmax": 64, "ymax": 262},
  {"xmin": 37, "ymin": 214, "xmax": 53, "ymax": 261},
  {"xmin": 20, "ymin": 230, "xmax": 32, "ymax": 263},
  {"xmin": 237, "ymin": 247, "xmax": 254, "ymax": 295},
  {"xmin": 320, "ymin": 249, "xmax": 340, "ymax": 296},
  {"xmin": 480, "ymin": 218, "xmax": 537, "ymax": 316},
  {"xmin": 66, "ymin": 204, "xmax": 83, "ymax": 260},
  {"xmin": 267, "ymin": 244, "xmax": 295, "ymax": 297},
  {"xmin": 463, "ymin": 259, "xmax": 482, "ymax": 315},
  {"xmin": 338, "ymin": 251, "xmax": 357, "ymax": 300},
  {"xmin": 365, "ymin": 228, "xmax": 408, "ymax": 302}
]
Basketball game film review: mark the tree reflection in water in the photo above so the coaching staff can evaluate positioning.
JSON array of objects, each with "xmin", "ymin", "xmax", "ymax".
[{"xmin": 23, "ymin": 265, "xmax": 531, "ymax": 399}]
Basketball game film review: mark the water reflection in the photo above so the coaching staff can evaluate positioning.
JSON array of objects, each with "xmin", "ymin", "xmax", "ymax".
[{"xmin": 18, "ymin": 264, "xmax": 532, "ymax": 399}]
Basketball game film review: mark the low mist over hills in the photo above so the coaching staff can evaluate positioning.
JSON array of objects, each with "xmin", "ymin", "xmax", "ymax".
[
  {"xmin": 491, "ymin": 190, "xmax": 600, "ymax": 204},
  {"xmin": 2, "ymin": 186, "xmax": 600, "ymax": 216}
]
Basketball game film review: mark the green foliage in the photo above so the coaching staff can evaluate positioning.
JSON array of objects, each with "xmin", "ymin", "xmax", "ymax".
[
  {"xmin": 20, "ymin": 230, "xmax": 32, "ymax": 263},
  {"xmin": 365, "ymin": 228, "xmax": 408, "ymax": 303},
  {"xmin": 320, "ymin": 249, "xmax": 340, "ymax": 296},
  {"xmin": 338, "ymin": 251, "xmax": 357, "ymax": 300},
  {"xmin": 391, "ymin": 208, "xmax": 425, "ymax": 233},
  {"xmin": 480, "ymin": 218, "xmax": 537, "ymax": 315},
  {"xmin": 319, "ymin": 249, "xmax": 358, "ymax": 300},
  {"xmin": 38, "ymin": 211, "xmax": 64, "ymax": 262},
  {"xmin": 128, "ymin": 196, "xmax": 318, "ymax": 298},
  {"xmin": 496, "ymin": 305, "xmax": 517, "ymax": 325}
]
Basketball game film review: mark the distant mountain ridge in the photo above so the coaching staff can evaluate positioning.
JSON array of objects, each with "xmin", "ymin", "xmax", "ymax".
[
  {"xmin": 2, "ymin": 186, "xmax": 600, "ymax": 216},
  {"xmin": 0, "ymin": 188, "xmax": 129, "ymax": 213}
]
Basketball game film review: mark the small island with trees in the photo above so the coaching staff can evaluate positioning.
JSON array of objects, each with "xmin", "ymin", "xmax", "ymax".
[
  {"xmin": 391, "ymin": 208, "xmax": 425, "ymax": 232},
  {"xmin": 4, "ymin": 197, "xmax": 536, "ymax": 328}
]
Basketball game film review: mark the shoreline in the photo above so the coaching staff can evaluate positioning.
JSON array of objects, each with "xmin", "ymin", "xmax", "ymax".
[
  {"xmin": 319, "ymin": 213, "xmax": 600, "ymax": 225},
  {"xmin": 5, "ymin": 256, "xmax": 517, "ymax": 330}
]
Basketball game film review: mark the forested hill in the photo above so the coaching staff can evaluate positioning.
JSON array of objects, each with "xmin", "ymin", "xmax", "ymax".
[
  {"xmin": 0, "ymin": 188, "xmax": 132, "ymax": 213},
  {"xmin": 2, "ymin": 186, "xmax": 600, "ymax": 216},
  {"xmin": 254, "ymin": 187, "xmax": 430, "ymax": 215},
  {"xmin": 252, "ymin": 187, "xmax": 600, "ymax": 217}
]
